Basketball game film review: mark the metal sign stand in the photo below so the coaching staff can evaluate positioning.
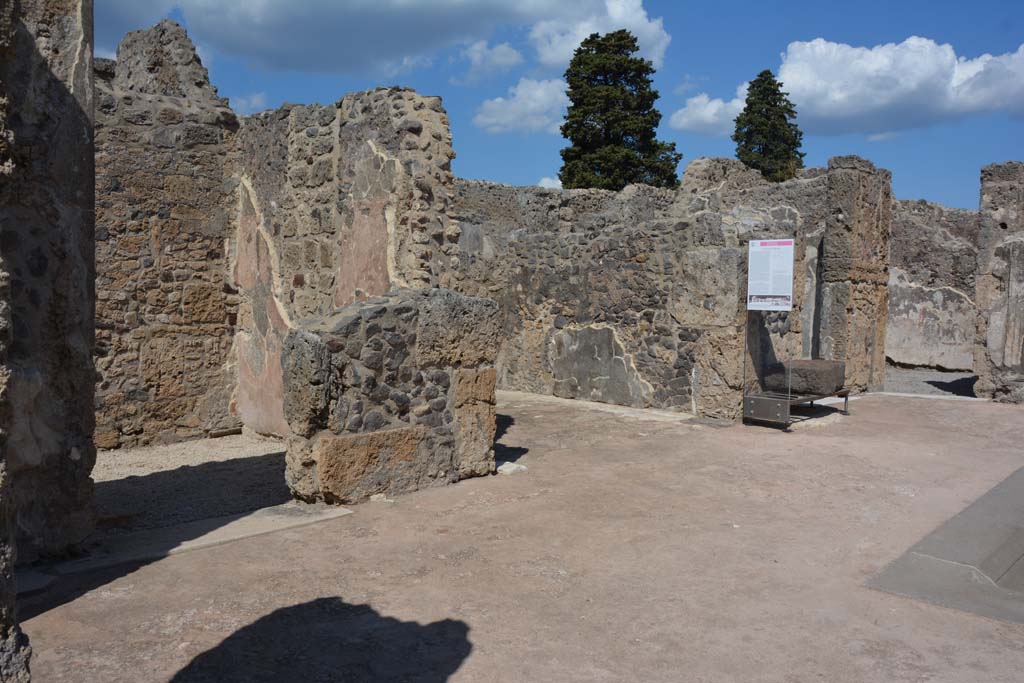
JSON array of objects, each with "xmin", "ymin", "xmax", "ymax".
[{"xmin": 740, "ymin": 238, "xmax": 849, "ymax": 428}]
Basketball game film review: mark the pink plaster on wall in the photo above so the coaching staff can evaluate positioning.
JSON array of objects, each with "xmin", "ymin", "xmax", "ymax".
[
  {"xmin": 233, "ymin": 184, "xmax": 291, "ymax": 436},
  {"xmin": 334, "ymin": 197, "xmax": 392, "ymax": 308}
]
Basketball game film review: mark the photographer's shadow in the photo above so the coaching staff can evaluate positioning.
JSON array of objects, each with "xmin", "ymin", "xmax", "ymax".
[{"xmin": 173, "ymin": 597, "xmax": 472, "ymax": 682}]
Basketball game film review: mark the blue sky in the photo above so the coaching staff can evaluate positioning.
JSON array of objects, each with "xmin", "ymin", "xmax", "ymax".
[{"xmin": 96, "ymin": 0, "xmax": 1023, "ymax": 208}]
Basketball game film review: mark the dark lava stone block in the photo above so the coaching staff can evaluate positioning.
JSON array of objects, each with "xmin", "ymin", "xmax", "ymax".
[{"xmin": 763, "ymin": 360, "xmax": 846, "ymax": 395}]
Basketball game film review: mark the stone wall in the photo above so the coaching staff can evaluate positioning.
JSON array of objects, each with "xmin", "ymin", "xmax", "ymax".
[
  {"xmin": 282, "ymin": 288, "xmax": 499, "ymax": 502},
  {"xmin": 231, "ymin": 87, "xmax": 458, "ymax": 436},
  {"xmin": 0, "ymin": 1, "xmax": 31, "ymax": 677},
  {"xmin": 886, "ymin": 200, "xmax": 979, "ymax": 370},
  {"xmin": 0, "ymin": 0, "xmax": 95, "ymax": 564},
  {"xmin": 974, "ymin": 162, "xmax": 1024, "ymax": 402},
  {"xmin": 0, "ymin": 0, "xmax": 95, "ymax": 673},
  {"xmin": 94, "ymin": 20, "xmax": 241, "ymax": 448},
  {"xmin": 449, "ymin": 157, "xmax": 892, "ymax": 419},
  {"xmin": 0, "ymin": 2, "xmax": 25, "ymax": 673}
]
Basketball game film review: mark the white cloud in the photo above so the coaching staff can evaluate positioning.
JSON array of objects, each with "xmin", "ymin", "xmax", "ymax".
[
  {"xmin": 671, "ymin": 73, "xmax": 701, "ymax": 96},
  {"xmin": 231, "ymin": 91, "xmax": 269, "ymax": 115},
  {"xmin": 96, "ymin": 0, "xmax": 670, "ymax": 75},
  {"xmin": 456, "ymin": 40, "xmax": 523, "ymax": 83},
  {"xmin": 473, "ymin": 78, "xmax": 569, "ymax": 134},
  {"xmin": 669, "ymin": 83, "xmax": 747, "ymax": 137},
  {"xmin": 780, "ymin": 37, "xmax": 1024, "ymax": 133},
  {"xmin": 529, "ymin": 0, "xmax": 671, "ymax": 68},
  {"xmin": 537, "ymin": 176, "xmax": 563, "ymax": 189},
  {"xmin": 669, "ymin": 37, "xmax": 1024, "ymax": 137}
]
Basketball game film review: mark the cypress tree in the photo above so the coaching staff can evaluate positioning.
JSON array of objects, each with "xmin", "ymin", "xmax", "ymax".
[
  {"xmin": 732, "ymin": 70, "xmax": 805, "ymax": 182},
  {"xmin": 559, "ymin": 30, "xmax": 681, "ymax": 191}
]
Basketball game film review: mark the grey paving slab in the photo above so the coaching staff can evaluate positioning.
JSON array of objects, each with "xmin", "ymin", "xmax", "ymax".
[
  {"xmin": 868, "ymin": 467, "xmax": 1024, "ymax": 623},
  {"xmin": 53, "ymin": 501, "xmax": 352, "ymax": 575}
]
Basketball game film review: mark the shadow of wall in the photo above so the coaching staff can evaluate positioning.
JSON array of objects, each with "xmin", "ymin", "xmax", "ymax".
[{"xmin": 20, "ymin": 450, "xmax": 290, "ymax": 622}]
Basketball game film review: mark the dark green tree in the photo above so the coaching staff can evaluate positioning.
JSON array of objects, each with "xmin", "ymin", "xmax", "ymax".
[
  {"xmin": 732, "ymin": 70, "xmax": 805, "ymax": 182},
  {"xmin": 558, "ymin": 30, "xmax": 681, "ymax": 190}
]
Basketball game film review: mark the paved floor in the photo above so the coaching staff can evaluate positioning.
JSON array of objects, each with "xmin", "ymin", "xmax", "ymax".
[
  {"xmin": 869, "ymin": 468, "xmax": 1024, "ymax": 623},
  {"xmin": 21, "ymin": 393, "xmax": 1024, "ymax": 682}
]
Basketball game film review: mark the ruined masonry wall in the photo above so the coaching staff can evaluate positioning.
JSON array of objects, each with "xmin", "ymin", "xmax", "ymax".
[
  {"xmin": 282, "ymin": 289, "xmax": 500, "ymax": 502},
  {"xmin": 451, "ymin": 179, "xmax": 692, "ymax": 410},
  {"xmin": 0, "ymin": 2, "xmax": 31, "ymax": 676},
  {"xmin": 94, "ymin": 20, "xmax": 241, "ymax": 448},
  {"xmin": 450, "ymin": 157, "xmax": 892, "ymax": 419},
  {"xmin": 974, "ymin": 162, "xmax": 1024, "ymax": 402},
  {"xmin": 886, "ymin": 200, "xmax": 979, "ymax": 370},
  {"xmin": 231, "ymin": 88, "xmax": 459, "ymax": 436},
  {"xmin": 0, "ymin": 0, "xmax": 96, "ymax": 672},
  {"xmin": 0, "ymin": 0, "xmax": 96, "ymax": 566}
]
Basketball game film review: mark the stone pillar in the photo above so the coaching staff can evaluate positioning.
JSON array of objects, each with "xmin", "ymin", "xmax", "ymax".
[
  {"xmin": 818, "ymin": 156, "xmax": 892, "ymax": 391},
  {"xmin": 0, "ymin": 0, "xmax": 96, "ymax": 567},
  {"xmin": 974, "ymin": 162, "xmax": 1024, "ymax": 402}
]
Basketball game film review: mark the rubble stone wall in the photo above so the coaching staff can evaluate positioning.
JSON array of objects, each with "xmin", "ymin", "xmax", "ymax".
[
  {"xmin": 0, "ymin": 1, "xmax": 32, "ymax": 676},
  {"xmin": 0, "ymin": 0, "xmax": 96, "ymax": 566},
  {"xmin": 94, "ymin": 20, "xmax": 241, "ymax": 449},
  {"xmin": 282, "ymin": 288, "xmax": 499, "ymax": 502},
  {"xmin": 449, "ymin": 157, "xmax": 892, "ymax": 419},
  {"xmin": 974, "ymin": 162, "xmax": 1024, "ymax": 402},
  {"xmin": 1, "ymin": 0, "xmax": 96, "ymax": 670},
  {"xmin": 886, "ymin": 200, "xmax": 979, "ymax": 370},
  {"xmin": 0, "ymin": 2, "xmax": 25, "ymax": 674},
  {"xmin": 231, "ymin": 87, "xmax": 459, "ymax": 436},
  {"xmin": 92, "ymin": 22, "xmax": 900, "ymax": 436}
]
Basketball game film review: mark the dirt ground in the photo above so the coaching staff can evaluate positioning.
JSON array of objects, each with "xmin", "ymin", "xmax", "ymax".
[{"xmin": 21, "ymin": 392, "xmax": 1024, "ymax": 682}]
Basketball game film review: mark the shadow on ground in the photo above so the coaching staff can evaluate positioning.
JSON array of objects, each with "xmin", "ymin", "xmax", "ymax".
[
  {"xmin": 493, "ymin": 414, "xmax": 528, "ymax": 462},
  {"xmin": 25, "ymin": 426, "xmax": 523, "ymax": 620},
  {"xmin": 925, "ymin": 375, "xmax": 978, "ymax": 397},
  {"xmin": 22, "ymin": 451, "xmax": 290, "ymax": 620},
  {"xmin": 171, "ymin": 597, "xmax": 472, "ymax": 682},
  {"xmin": 94, "ymin": 450, "xmax": 290, "ymax": 533},
  {"xmin": 744, "ymin": 403, "xmax": 845, "ymax": 431}
]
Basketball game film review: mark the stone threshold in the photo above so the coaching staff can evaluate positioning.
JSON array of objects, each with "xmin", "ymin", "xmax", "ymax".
[
  {"xmin": 18, "ymin": 501, "xmax": 352, "ymax": 593},
  {"xmin": 496, "ymin": 390, "xmax": 695, "ymax": 423}
]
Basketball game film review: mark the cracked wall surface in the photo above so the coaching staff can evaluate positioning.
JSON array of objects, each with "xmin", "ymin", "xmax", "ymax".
[
  {"xmin": 886, "ymin": 200, "xmax": 979, "ymax": 371},
  {"xmin": 449, "ymin": 157, "xmax": 892, "ymax": 419},
  {"xmin": 94, "ymin": 20, "xmax": 241, "ymax": 448},
  {"xmin": 975, "ymin": 162, "xmax": 1024, "ymax": 402}
]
